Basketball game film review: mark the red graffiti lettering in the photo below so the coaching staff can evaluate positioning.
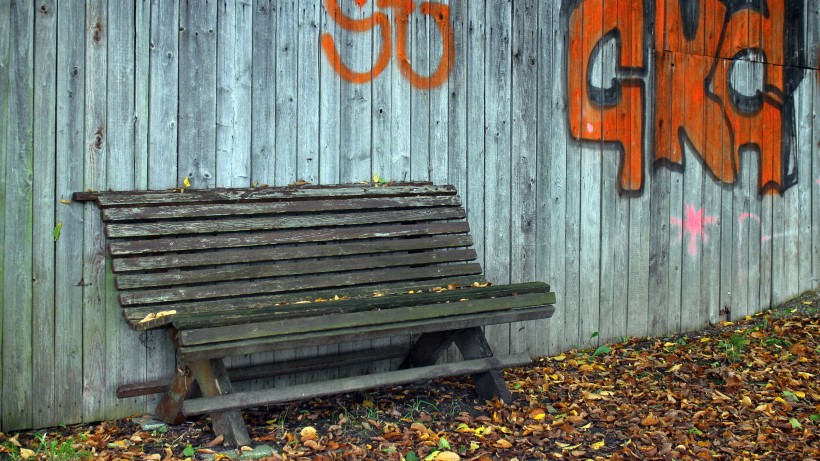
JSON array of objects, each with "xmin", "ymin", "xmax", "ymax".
[
  {"xmin": 565, "ymin": 0, "xmax": 805, "ymax": 194},
  {"xmin": 321, "ymin": 0, "xmax": 454, "ymax": 89}
]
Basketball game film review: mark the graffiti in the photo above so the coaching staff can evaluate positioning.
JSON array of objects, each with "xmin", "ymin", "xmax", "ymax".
[
  {"xmin": 564, "ymin": 0, "xmax": 805, "ymax": 194},
  {"xmin": 671, "ymin": 205, "xmax": 718, "ymax": 256},
  {"xmin": 321, "ymin": 0, "xmax": 454, "ymax": 89},
  {"xmin": 738, "ymin": 213, "xmax": 772, "ymax": 244}
]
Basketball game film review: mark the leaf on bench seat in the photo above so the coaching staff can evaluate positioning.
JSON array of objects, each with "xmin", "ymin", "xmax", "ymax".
[{"xmin": 138, "ymin": 310, "xmax": 177, "ymax": 324}]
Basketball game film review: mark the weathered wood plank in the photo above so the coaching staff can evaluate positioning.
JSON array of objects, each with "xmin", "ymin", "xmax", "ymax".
[
  {"xmin": 172, "ymin": 283, "xmax": 553, "ymax": 329},
  {"xmin": 83, "ymin": 0, "xmax": 109, "ymax": 423},
  {"xmin": 0, "ymin": 0, "xmax": 10, "ymax": 427},
  {"xmin": 483, "ymin": 0, "xmax": 513, "ymax": 356},
  {"xmin": 297, "ymin": 1, "xmax": 320, "ymax": 184},
  {"xmin": 2, "ymin": 0, "xmax": 34, "ymax": 431},
  {"xmin": 125, "ymin": 275, "xmax": 488, "ymax": 328},
  {"xmin": 106, "ymin": 0, "xmax": 147, "ymax": 420},
  {"xmin": 251, "ymin": 0, "xmax": 276, "ymax": 183},
  {"xmin": 105, "ymin": 206, "xmax": 466, "ymax": 238},
  {"xmin": 101, "ymin": 195, "xmax": 460, "ymax": 221},
  {"xmin": 179, "ymin": 0, "xmax": 217, "ymax": 188},
  {"xmin": 118, "ymin": 249, "xmax": 477, "ymax": 291},
  {"xmin": 179, "ymin": 292, "xmax": 556, "ymax": 346},
  {"xmin": 134, "ymin": 0, "xmax": 150, "ymax": 190},
  {"xmin": 318, "ymin": 0, "xmax": 340, "ymax": 186},
  {"xmin": 110, "ymin": 222, "xmax": 471, "ymax": 264},
  {"xmin": 510, "ymin": 0, "xmax": 540, "ymax": 354},
  {"xmin": 182, "ymin": 354, "xmax": 532, "ymax": 416},
  {"xmin": 54, "ymin": 0, "xmax": 87, "ymax": 427},
  {"xmin": 120, "ymin": 263, "xmax": 484, "ymax": 306},
  {"xmin": 115, "ymin": 235, "xmax": 474, "ymax": 284},
  {"xmin": 275, "ymin": 0, "xmax": 297, "ymax": 186},
  {"xmin": 410, "ymin": 6, "xmax": 431, "ymax": 182},
  {"xmin": 76, "ymin": 183, "xmax": 451, "ymax": 205},
  {"xmin": 31, "ymin": 0, "xmax": 58, "ymax": 428}
]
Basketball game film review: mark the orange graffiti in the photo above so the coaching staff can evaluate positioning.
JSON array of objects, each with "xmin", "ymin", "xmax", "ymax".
[
  {"xmin": 321, "ymin": 0, "xmax": 454, "ymax": 89},
  {"xmin": 321, "ymin": 0, "xmax": 392, "ymax": 84},
  {"xmin": 565, "ymin": 0, "xmax": 805, "ymax": 194},
  {"xmin": 566, "ymin": 0, "xmax": 645, "ymax": 191}
]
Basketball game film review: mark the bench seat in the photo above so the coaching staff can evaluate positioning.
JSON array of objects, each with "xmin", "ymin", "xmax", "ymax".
[{"xmin": 75, "ymin": 182, "xmax": 556, "ymax": 446}]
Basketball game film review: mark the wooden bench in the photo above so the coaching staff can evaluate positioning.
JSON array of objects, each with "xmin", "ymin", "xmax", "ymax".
[{"xmin": 74, "ymin": 183, "xmax": 556, "ymax": 446}]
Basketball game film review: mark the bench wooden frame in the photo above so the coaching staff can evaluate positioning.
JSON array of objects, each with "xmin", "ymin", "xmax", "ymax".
[{"xmin": 75, "ymin": 183, "xmax": 556, "ymax": 446}]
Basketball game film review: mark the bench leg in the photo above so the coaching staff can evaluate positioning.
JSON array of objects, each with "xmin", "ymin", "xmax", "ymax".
[
  {"xmin": 156, "ymin": 365, "xmax": 195, "ymax": 424},
  {"xmin": 399, "ymin": 330, "xmax": 460, "ymax": 368},
  {"xmin": 188, "ymin": 359, "xmax": 252, "ymax": 447},
  {"xmin": 453, "ymin": 327, "xmax": 513, "ymax": 403}
]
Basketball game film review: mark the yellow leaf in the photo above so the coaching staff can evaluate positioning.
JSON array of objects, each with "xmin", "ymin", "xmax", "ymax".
[
  {"xmin": 493, "ymin": 439, "xmax": 513, "ymax": 449},
  {"xmin": 700, "ymin": 337, "xmax": 711, "ymax": 342},
  {"xmin": 740, "ymin": 396, "xmax": 752, "ymax": 407},
  {"xmin": 240, "ymin": 446, "xmax": 253, "ymax": 452},
  {"xmin": 183, "ymin": 176, "xmax": 191, "ymax": 187},
  {"xmin": 373, "ymin": 173, "xmax": 380, "ymax": 183},
  {"xmin": 669, "ymin": 364, "xmax": 682, "ymax": 372},
  {"xmin": 802, "ymin": 301, "xmax": 813, "ymax": 305},
  {"xmin": 434, "ymin": 452, "xmax": 461, "ymax": 461},
  {"xmin": 300, "ymin": 426, "xmax": 318, "ymax": 442},
  {"xmin": 580, "ymin": 422, "xmax": 592, "ymax": 430},
  {"xmin": 19, "ymin": 448, "xmax": 35, "ymax": 460},
  {"xmin": 553, "ymin": 354, "xmax": 567, "ymax": 362},
  {"xmin": 142, "ymin": 454, "xmax": 162, "ymax": 461},
  {"xmin": 720, "ymin": 321, "xmax": 734, "ymax": 326},
  {"xmin": 59, "ymin": 199, "xmax": 72, "ymax": 204},
  {"xmin": 469, "ymin": 441, "xmax": 480, "ymax": 451},
  {"xmin": 590, "ymin": 441, "xmax": 605, "ymax": 450}
]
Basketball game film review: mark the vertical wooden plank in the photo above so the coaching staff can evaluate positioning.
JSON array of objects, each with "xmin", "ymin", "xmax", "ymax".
[
  {"xmin": 796, "ymin": 65, "xmax": 814, "ymax": 293},
  {"xmin": 338, "ymin": 0, "xmax": 372, "ymax": 183},
  {"xmin": 148, "ymin": 0, "xmax": 179, "ymax": 189},
  {"xmin": 83, "ymin": 0, "xmax": 109, "ymax": 423},
  {"xmin": 318, "ymin": 0, "xmax": 340, "ymax": 185},
  {"xmin": 429, "ymin": 3, "xmax": 449, "ymax": 187},
  {"xmin": 483, "ymin": 0, "xmax": 512, "ymax": 354},
  {"xmin": 1, "ymin": 0, "xmax": 33, "ymax": 431},
  {"xmin": 179, "ymin": 0, "xmax": 217, "ymax": 188},
  {"xmin": 252, "ymin": 0, "xmax": 275, "ymax": 184},
  {"xmin": 0, "ymin": 0, "xmax": 7, "ymax": 427},
  {"xmin": 533, "ymin": 0, "xmax": 556, "ymax": 354},
  {"xmin": 297, "ymin": 1, "xmax": 320, "ymax": 184},
  {"xmin": 812, "ymin": 4, "xmax": 820, "ymax": 288},
  {"xmin": 371, "ymin": 1, "xmax": 392, "ymax": 182},
  {"xmin": 31, "ymin": 0, "xmax": 58, "ymax": 429},
  {"xmin": 146, "ymin": 0, "xmax": 179, "ymax": 409},
  {"xmin": 466, "ymin": 1, "xmax": 485, "ymax": 276},
  {"xmin": 679, "ymin": 53, "xmax": 705, "ymax": 330},
  {"xmin": 510, "ymin": 0, "xmax": 539, "ymax": 354},
  {"xmin": 55, "ymin": 0, "xmax": 86, "ymax": 426},
  {"xmin": 649, "ymin": 49, "xmax": 671, "ymax": 337},
  {"xmin": 409, "ymin": 8, "xmax": 431, "ymax": 181},
  {"xmin": 107, "ymin": 0, "xmax": 146, "ymax": 419},
  {"xmin": 275, "ymin": 0, "xmax": 297, "ymax": 185},
  {"xmin": 134, "ymin": 0, "xmax": 150, "ymax": 190},
  {"xmin": 216, "ymin": 0, "xmax": 253, "ymax": 188},
  {"xmin": 547, "ymin": 2, "xmax": 567, "ymax": 353}
]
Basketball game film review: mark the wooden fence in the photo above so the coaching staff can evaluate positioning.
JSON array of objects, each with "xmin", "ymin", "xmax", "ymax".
[{"xmin": 1, "ymin": 0, "xmax": 818, "ymax": 431}]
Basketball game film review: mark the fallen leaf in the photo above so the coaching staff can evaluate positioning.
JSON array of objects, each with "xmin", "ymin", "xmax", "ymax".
[
  {"xmin": 204, "ymin": 434, "xmax": 224, "ymax": 447},
  {"xmin": 19, "ymin": 448, "xmax": 35, "ymax": 460},
  {"xmin": 183, "ymin": 176, "xmax": 191, "ymax": 187}
]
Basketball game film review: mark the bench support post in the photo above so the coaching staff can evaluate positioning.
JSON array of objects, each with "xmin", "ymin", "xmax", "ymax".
[
  {"xmin": 453, "ymin": 327, "xmax": 513, "ymax": 402},
  {"xmin": 399, "ymin": 330, "xmax": 460, "ymax": 368},
  {"xmin": 188, "ymin": 359, "xmax": 252, "ymax": 447}
]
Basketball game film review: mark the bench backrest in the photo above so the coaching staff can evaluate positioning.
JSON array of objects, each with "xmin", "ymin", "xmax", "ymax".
[{"xmin": 75, "ymin": 183, "xmax": 486, "ymax": 330}]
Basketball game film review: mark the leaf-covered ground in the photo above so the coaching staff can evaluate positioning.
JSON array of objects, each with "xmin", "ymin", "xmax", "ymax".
[{"xmin": 2, "ymin": 291, "xmax": 819, "ymax": 461}]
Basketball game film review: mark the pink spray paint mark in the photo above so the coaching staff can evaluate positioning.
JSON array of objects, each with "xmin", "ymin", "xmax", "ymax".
[
  {"xmin": 670, "ymin": 205, "xmax": 718, "ymax": 256},
  {"xmin": 738, "ymin": 213, "xmax": 772, "ymax": 243}
]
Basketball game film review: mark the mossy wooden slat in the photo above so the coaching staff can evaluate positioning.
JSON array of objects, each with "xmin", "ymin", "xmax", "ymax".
[
  {"xmin": 101, "ymin": 195, "xmax": 461, "ymax": 221},
  {"xmin": 178, "ymin": 306, "xmax": 552, "ymax": 362},
  {"xmin": 178, "ymin": 293, "xmax": 556, "ymax": 347},
  {"xmin": 172, "ymin": 282, "xmax": 553, "ymax": 329},
  {"xmin": 74, "ymin": 183, "xmax": 449, "ymax": 206},
  {"xmin": 182, "ymin": 354, "xmax": 532, "ymax": 416},
  {"xmin": 116, "ymin": 248, "xmax": 477, "ymax": 290},
  {"xmin": 105, "ymin": 206, "xmax": 466, "ymax": 238},
  {"xmin": 109, "ymin": 221, "xmax": 470, "ymax": 258},
  {"xmin": 113, "ymin": 234, "xmax": 473, "ymax": 276},
  {"xmin": 119, "ymin": 263, "xmax": 484, "ymax": 306},
  {"xmin": 124, "ymin": 276, "xmax": 488, "ymax": 329}
]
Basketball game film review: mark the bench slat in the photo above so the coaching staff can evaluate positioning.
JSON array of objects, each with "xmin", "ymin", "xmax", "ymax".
[
  {"xmin": 119, "ymin": 263, "xmax": 484, "ymax": 306},
  {"xmin": 172, "ymin": 282, "xmax": 552, "ymax": 329},
  {"xmin": 101, "ymin": 195, "xmax": 460, "ymax": 221},
  {"xmin": 124, "ymin": 276, "xmax": 488, "ymax": 329},
  {"xmin": 108, "ymin": 222, "xmax": 471, "ymax": 257},
  {"xmin": 116, "ymin": 248, "xmax": 478, "ymax": 290},
  {"xmin": 75, "ymin": 183, "xmax": 452, "ymax": 207},
  {"xmin": 182, "ymin": 354, "xmax": 532, "ymax": 416},
  {"xmin": 178, "ymin": 292, "xmax": 556, "ymax": 346},
  {"xmin": 105, "ymin": 206, "xmax": 466, "ymax": 238},
  {"xmin": 177, "ymin": 305, "xmax": 553, "ymax": 361}
]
